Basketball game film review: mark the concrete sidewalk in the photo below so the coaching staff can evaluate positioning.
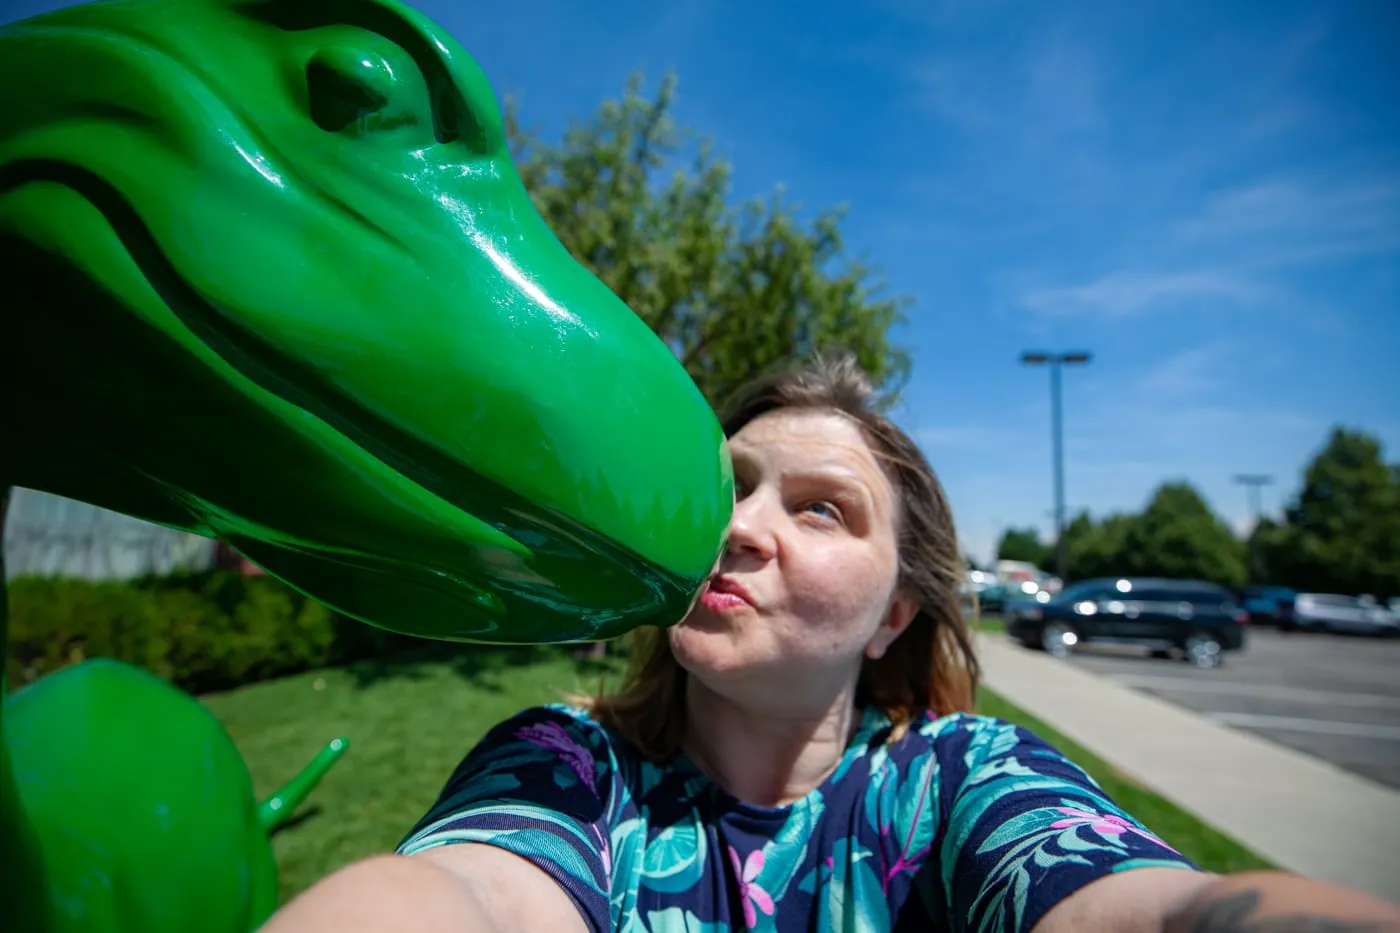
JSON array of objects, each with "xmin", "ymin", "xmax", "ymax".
[{"xmin": 975, "ymin": 633, "xmax": 1400, "ymax": 904}]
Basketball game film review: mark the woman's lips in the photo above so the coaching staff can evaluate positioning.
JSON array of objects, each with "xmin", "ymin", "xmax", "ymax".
[{"xmin": 698, "ymin": 575, "xmax": 755, "ymax": 612}]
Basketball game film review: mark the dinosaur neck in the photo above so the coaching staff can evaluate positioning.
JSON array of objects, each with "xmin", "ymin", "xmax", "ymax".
[{"xmin": 0, "ymin": 482, "xmax": 55, "ymax": 932}]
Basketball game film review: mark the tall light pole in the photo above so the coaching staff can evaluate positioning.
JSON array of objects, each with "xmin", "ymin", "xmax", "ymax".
[
  {"xmin": 1021, "ymin": 351, "xmax": 1092, "ymax": 583},
  {"xmin": 1234, "ymin": 473, "xmax": 1274, "ymax": 584}
]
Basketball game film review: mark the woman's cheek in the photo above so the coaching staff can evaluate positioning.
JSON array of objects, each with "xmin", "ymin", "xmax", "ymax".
[{"xmin": 789, "ymin": 552, "xmax": 889, "ymax": 633}]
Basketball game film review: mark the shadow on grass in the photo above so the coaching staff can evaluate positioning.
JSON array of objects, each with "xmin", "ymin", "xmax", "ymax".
[{"xmin": 269, "ymin": 805, "xmax": 323, "ymax": 837}]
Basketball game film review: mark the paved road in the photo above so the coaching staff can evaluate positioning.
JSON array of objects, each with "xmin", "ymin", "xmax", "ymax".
[{"xmin": 1059, "ymin": 627, "xmax": 1400, "ymax": 791}]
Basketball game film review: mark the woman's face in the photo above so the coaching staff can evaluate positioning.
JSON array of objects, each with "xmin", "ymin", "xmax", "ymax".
[{"xmin": 669, "ymin": 408, "xmax": 916, "ymax": 692}]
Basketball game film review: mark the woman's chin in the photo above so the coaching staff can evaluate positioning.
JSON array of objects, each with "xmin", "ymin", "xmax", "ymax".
[
  {"xmin": 671, "ymin": 619, "xmax": 740, "ymax": 670},
  {"xmin": 669, "ymin": 617, "xmax": 779, "ymax": 681}
]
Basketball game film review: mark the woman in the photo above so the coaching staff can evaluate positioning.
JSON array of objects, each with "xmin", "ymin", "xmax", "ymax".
[{"xmin": 264, "ymin": 354, "xmax": 1399, "ymax": 932}]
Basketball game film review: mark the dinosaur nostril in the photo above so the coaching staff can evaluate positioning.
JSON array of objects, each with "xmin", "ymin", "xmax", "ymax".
[{"xmin": 306, "ymin": 47, "xmax": 396, "ymax": 134}]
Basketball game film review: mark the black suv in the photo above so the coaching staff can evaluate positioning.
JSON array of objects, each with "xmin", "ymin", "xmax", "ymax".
[{"xmin": 1003, "ymin": 577, "xmax": 1248, "ymax": 668}]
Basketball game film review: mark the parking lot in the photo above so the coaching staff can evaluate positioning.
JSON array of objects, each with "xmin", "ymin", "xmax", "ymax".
[{"xmin": 1060, "ymin": 627, "xmax": 1400, "ymax": 791}]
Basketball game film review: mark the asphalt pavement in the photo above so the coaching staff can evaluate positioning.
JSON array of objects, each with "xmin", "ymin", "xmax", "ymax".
[{"xmin": 1062, "ymin": 626, "xmax": 1400, "ymax": 791}]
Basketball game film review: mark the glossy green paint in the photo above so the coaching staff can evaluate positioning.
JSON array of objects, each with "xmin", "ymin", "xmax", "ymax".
[
  {"xmin": 4, "ymin": 657, "xmax": 347, "ymax": 933},
  {"xmin": 259, "ymin": 736, "xmax": 351, "ymax": 834},
  {"xmin": 0, "ymin": 0, "xmax": 732, "ymax": 644},
  {"xmin": 0, "ymin": 0, "xmax": 733, "ymax": 930}
]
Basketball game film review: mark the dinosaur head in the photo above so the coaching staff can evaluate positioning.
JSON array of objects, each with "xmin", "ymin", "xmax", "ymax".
[{"xmin": 0, "ymin": 0, "xmax": 733, "ymax": 643}]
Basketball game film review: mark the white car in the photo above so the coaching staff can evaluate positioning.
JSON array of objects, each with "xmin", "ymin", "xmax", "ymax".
[{"xmin": 1292, "ymin": 593, "xmax": 1400, "ymax": 637}]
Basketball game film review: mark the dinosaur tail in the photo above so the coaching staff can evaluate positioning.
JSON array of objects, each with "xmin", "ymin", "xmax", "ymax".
[{"xmin": 257, "ymin": 736, "xmax": 349, "ymax": 834}]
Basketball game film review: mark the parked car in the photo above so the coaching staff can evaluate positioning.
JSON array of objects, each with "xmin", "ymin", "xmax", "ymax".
[
  {"xmin": 977, "ymin": 577, "xmax": 1047, "ymax": 614},
  {"xmin": 1239, "ymin": 585, "xmax": 1298, "ymax": 628},
  {"xmin": 1292, "ymin": 593, "xmax": 1400, "ymax": 637},
  {"xmin": 964, "ymin": 568, "xmax": 999, "ymax": 594},
  {"xmin": 1004, "ymin": 577, "xmax": 1248, "ymax": 668},
  {"xmin": 961, "ymin": 568, "xmax": 999, "ymax": 611}
]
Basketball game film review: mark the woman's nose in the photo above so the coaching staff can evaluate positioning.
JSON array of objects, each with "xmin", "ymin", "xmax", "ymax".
[{"xmin": 726, "ymin": 491, "xmax": 777, "ymax": 560}]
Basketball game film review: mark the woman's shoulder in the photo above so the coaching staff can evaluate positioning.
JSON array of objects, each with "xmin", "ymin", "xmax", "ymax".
[
  {"xmin": 880, "ymin": 709, "xmax": 1084, "ymax": 782},
  {"xmin": 480, "ymin": 703, "xmax": 672, "ymax": 776},
  {"xmin": 478, "ymin": 702, "xmax": 621, "ymax": 757},
  {"xmin": 498, "ymin": 701, "xmax": 606, "ymax": 732},
  {"xmin": 887, "ymin": 709, "xmax": 1027, "ymax": 747}
]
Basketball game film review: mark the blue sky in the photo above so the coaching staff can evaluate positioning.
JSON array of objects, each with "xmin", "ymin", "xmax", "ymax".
[{"xmin": 10, "ymin": 0, "xmax": 1399, "ymax": 563}]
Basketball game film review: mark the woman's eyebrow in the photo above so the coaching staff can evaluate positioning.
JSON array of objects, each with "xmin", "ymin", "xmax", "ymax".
[
  {"xmin": 728, "ymin": 447, "xmax": 759, "ymax": 477},
  {"xmin": 727, "ymin": 447, "xmax": 878, "ymax": 502},
  {"xmin": 785, "ymin": 465, "xmax": 875, "ymax": 501}
]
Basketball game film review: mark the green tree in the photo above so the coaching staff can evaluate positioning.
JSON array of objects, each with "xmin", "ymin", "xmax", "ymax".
[
  {"xmin": 1061, "ymin": 487, "xmax": 1246, "ymax": 587},
  {"xmin": 1257, "ymin": 428, "xmax": 1400, "ymax": 597},
  {"xmin": 1121, "ymin": 482, "xmax": 1247, "ymax": 587},
  {"xmin": 996, "ymin": 527, "xmax": 1051, "ymax": 568},
  {"xmin": 504, "ymin": 73, "xmax": 911, "ymax": 406},
  {"xmin": 1066, "ymin": 512, "xmax": 1134, "ymax": 581}
]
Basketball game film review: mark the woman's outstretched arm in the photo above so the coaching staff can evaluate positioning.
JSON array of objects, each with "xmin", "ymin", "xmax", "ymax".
[
  {"xmin": 1035, "ymin": 867, "xmax": 1400, "ymax": 932},
  {"xmin": 939, "ymin": 716, "xmax": 1399, "ymax": 932},
  {"xmin": 259, "ymin": 845, "xmax": 591, "ymax": 933},
  {"xmin": 1162, "ymin": 871, "xmax": 1399, "ymax": 933}
]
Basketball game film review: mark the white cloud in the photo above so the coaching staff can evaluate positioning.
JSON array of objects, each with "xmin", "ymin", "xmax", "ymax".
[
  {"xmin": 1175, "ymin": 173, "xmax": 1400, "ymax": 265},
  {"xmin": 1136, "ymin": 341, "xmax": 1237, "ymax": 399},
  {"xmin": 1020, "ymin": 270, "xmax": 1267, "ymax": 318},
  {"xmin": 1013, "ymin": 172, "xmax": 1397, "ymax": 323},
  {"xmin": 1183, "ymin": 175, "xmax": 1398, "ymax": 238}
]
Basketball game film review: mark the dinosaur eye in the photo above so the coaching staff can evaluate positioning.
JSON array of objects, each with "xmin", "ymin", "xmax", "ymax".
[
  {"xmin": 248, "ymin": 0, "xmax": 496, "ymax": 151},
  {"xmin": 306, "ymin": 45, "xmax": 417, "ymax": 136}
]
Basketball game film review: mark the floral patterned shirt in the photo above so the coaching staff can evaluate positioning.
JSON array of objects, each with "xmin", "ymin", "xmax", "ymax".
[{"xmin": 397, "ymin": 704, "xmax": 1196, "ymax": 932}]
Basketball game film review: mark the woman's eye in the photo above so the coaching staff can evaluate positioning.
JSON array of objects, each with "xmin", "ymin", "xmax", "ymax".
[{"xmin": 802, "ymin": 500, "xmax": 843, "ymax": 522}]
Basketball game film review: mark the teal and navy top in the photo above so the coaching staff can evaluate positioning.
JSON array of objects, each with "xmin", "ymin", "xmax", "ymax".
[{"xmin": 398, "ymin": 703, "xmax": 1196, "ymax": 932}]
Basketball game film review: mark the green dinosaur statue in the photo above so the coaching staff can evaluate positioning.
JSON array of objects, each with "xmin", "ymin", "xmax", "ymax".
[
  {"xmin": 4, "ymin": 650, "xmax": 350, "ymax": 933},
  {"xmin": 0, "ymin": 0, "xmax": 734, "ymax": 930}
]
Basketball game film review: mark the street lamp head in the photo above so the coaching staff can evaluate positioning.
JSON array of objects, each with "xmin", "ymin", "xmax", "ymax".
[{"xmin": 1021, "ymin": 351, "xmax": 1092, "ymax": 365}]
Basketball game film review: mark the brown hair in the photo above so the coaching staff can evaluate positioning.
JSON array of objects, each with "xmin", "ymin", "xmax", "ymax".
[{"xmin": 578, "ymin": 352, "xmax": 981, "ymax": 759}]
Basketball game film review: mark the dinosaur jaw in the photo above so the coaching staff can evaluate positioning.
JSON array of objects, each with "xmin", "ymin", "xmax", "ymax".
[{"xmin": 0, "ymin": 182, "xmax": 723, "ymax": 644}]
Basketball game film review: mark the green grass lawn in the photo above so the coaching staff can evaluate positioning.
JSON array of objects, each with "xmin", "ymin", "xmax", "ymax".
[
  {"xmin": 971, "ymin": 613, "xmax": 1004, "ymax": 633},
  {"xmin": 201, "ymin": 642, "xmax": 1271, "ymax": 905}
]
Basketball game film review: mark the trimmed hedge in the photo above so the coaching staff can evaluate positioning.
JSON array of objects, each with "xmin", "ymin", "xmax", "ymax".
[{"xmin": 5, "ymin": 571, "xmax": 437, "ymax": 695}]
